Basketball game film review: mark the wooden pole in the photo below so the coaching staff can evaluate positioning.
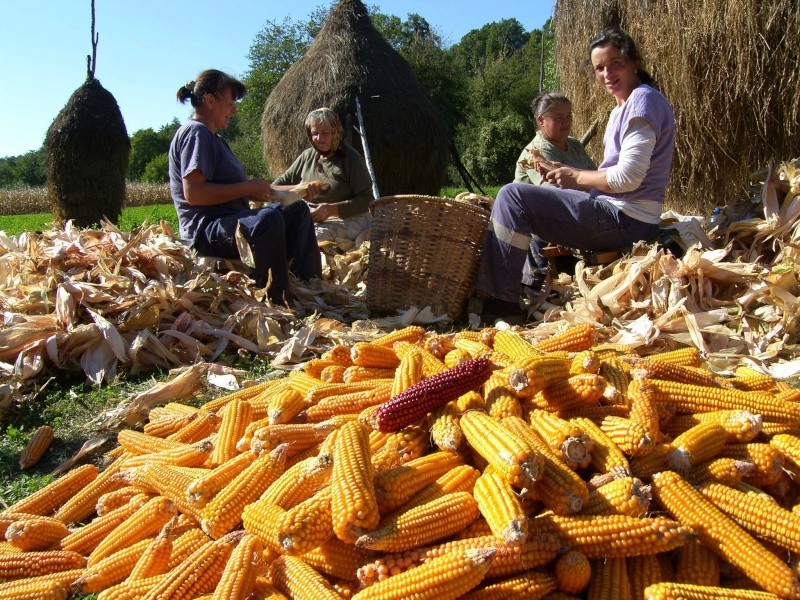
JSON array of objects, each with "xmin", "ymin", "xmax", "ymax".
[{"xmin": 354, "ymin": 94, "xmax": 380, "ymax": 199}]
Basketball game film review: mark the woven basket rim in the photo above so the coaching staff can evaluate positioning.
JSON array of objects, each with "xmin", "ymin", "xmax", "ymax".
[{"xmin": 370, "ymin": 194, "xmax": 490, "ymax": 218}]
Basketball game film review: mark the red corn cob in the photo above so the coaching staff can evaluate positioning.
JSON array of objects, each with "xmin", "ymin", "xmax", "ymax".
[{"xmin": 373, "ymin": 357, "xmax": 494, "ymax": 432}]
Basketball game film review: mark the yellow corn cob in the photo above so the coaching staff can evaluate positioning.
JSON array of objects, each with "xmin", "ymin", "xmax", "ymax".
[
  {"xmin": 651, "ymin": 470, "xmax": 800, "ymax": 599},
  {"xmin": 626, "ymin": 378, "xmax": 663, "ymax": 445},
  {"xmin": 370, "ymin": 424, "xmax": 429, "ymax": 471},
  {"xmin": 209, "ymin": 398, "xmax": 253, "ymax": 467},
  {"xmin": 259, "ymin": 452, "xmax": 333, "ymax": 509},
  {"xmin": 117, "ymin": 429, "xmax": 187, "ymax": 455},
  {"xmin": 351, "ymin": 342, "xmax": 401, "ymax": 368},
  {"xmin": 699, "ymin": 481, "xmax": 800, "ymax": 554},
  {"xmin": 393, "ymin": 340, "xmax": 447, "ymax": 376},
  {"xmin": 164, "ymin": 527, "xmax": 212, "ymax": 571},
  {"xmin": 390, "ymin": 345, "xmax": 424, "ymax": 397},
  {"xmin": 352, "ymin": 547, "xmax": 495, "ymax": 600},
  {"xmin": 330, "ymin": 420, "xmax": 380, "ymax": 543},
  {"xmin": 423, "ymin": 333, "xmax": 457, "ymax": 359},
  {"xmin": 491, "ymin": 330, "xmax": 542, "ymax": 361},
  {"xmin": 266, "ymin": 387, "xmax": 306, "ymax": 425},
  {"xmin": 269, "ymin": 555, "xmax": 342, "ymax": 599},
  {"xmin": 444, "ymin": 347, "xmax": 472, "ymax": 369},
  {"xmin": 457, "ymin": 390, "xmax": 486, "ymax": 412},
  {"xmin": 401, "ymin": 464, "xmax": 481, "ymax": 511},
  {"xmin": 119, "ymin": 439, "xmax": 213, "ymax": 469},
  {"xmin": 166, "ymin": 410, "xmax": 220, "ymax": 444},
  {"xmin": 561, "ymin": 403, "xmax": 630, "ymax": 422},
  {"xmin": 532, "ymin": 374, "xmax": 607, "ymax": 412},
  {"xmin": 583, "ymin": 476, "xmax": 651, "ymax": 517},
  {"xmin": 644, "ymin": 346, "xmax": 703, "ymax": 367},
  {"xmin": 600, "ymin": 416, "xmax": 654, "ymax": 457},
  {"xmin": 483, "ymin": 369, "xmax": 523, "ymax": 419},
  {"xmin": 241, "ymin": 500, "xmax": 285, "ymax": 555},
  {"xmin": 250, "ymin": 420, "xmax": 334, "ymax": 455},
  {"xmin": 770, "ymin": 433, "xmax": 800, "ymax": 470},
  {"xmin": 374, "ymin": 451, "xmax": 463, "ymax": 515},
  {"xmin": 5, "ymin": 516, "xmax": 70, "ymax": 551},
  {"xmin": 95, "ymin": 573, "xmax": 166, "ymax": 600},
  {"xmin": 647, "ymin": 379, "xmax": 800, "ymax": 422},
  {"xmin": 586, "ymin": 557, "xmax": 630, "ymax": 600},
  {"xmin": 632, "ymin": 358, "xmax": 722, "ymax": 388},
  {"xmin": 319, "ymin": 364, "xmax": 346, "ymax": 383},
  {"xmin": 5, "ymin": 463, "xmax": 97, "ymax": 516},
  {"xmin": 454, "ymin": 337, "xmax": 494, "ymax": 359},
  {"xmin": 201, "ymin": 443, "xmax": 289, "ymax": 539},
  {"xmin": 200, "ymin": 380, "xmax": 274, "ymax": 413},
  {"xmin": 663, "ymin": 410, "xmax": 763, "ymax": 443},
  {"xmin": 149, "ymin": 402, "xmax": 199, "ymax": 420},
  {"xmin": 321, "ymin": 343, "xmax": 355, "ymax": 367},
  {"xmin": 553, "ymin": 550, "xmax": 591, "ymax": 595},
  {"xmin": 59, "ymin": 494, "xmax": 149, "ymax": 555},
  {"xmin": 506, "ymin": 355, "xmax": 571, "ymax": 398},
  {"xmin": 503, "ymin": 415, "xmax": 589, "ymax": 514},
  {"xmin": 87, "ymin": 495, "xmax": 177, "ymax": 567},
  {"xmin": 464, "ymin": 569, "xmax": 558, "ymax": 599},
  {"xmin": 529, "ymin": 512, "xmax": 693, "ymax": 558},
  {"xmin": 0, "ymin": 549, "xmax": 85, "ymax": 580},
  {"xmin": 629, "ymin": 442, "xmax": 673, "ymax": 480},
  {"xmin": 569, "ymin": 349, "xmax": 600, "ymax": 375},
  {"xmin": 277, "ymin": 486, "xmax": 333, "ymax": 554},
  {"xmin": 73, "ymin": 537, "xmax": 155, "ymax": 593},
  {"xmin": 286, "ymin": 371, "xmax": 323, "ymax": 398},
  {"xmin": 303, "ymin": 358, "xmax": 339, "ymax": 378},
  {"xmin": 628, "ymin": 553, "xmax": 662, "ymax": 600},
  {"xmin": 141, "ymin": 530, "xmax": 243, "ymax": 600},
  {"xmin": 210, "ymin": 533, "xmax": 263, "ymax": 600},
  {"xmin": 685, "ymin": 457, "xmax": 754, "ymax": 487},
  {"xmin": 301, "ymin": 536, "xmax": 366, "ymax": 581},
  {"xmin": 18, "ymin": 425, "xmax": 54, "ymax": 470},
  {"xmin": 186, "ymin": 450, "xmax": 257, "ymax": 506},
  {"xmin": 356, "ymin": 491, "xmax": 480, "ymax": 552},
  {"xmin": 54, "ymin": 460, "xmax": 125, "ymax": 525},
  {"xmin": 570, "ymin": 416, "xmax": 631, "ymax": 476},
  {"xmin": 599, "ymin": 356, "xmax": 631, "ymax": 396},
  {"xmin": 343, "ymin": 365, "xmax": 397, "ymax": 383},
  {"xmin": 373, "ymin": 325, "xmax": 426, "ymax": 347},
  {"xmin": 121, "ymin": 462, "xmax": 203, "ymax": 519},
  {"xmin": 664, "ymin": 421, "xmax": 728, "ymax": 474},
  {"xmin": 0, "ymin": 572, "xmax": 83, "ymax": 599},
  {"xmin": 472, "ymin": 466, "xmax": 528, "ymax": 543},
  {"xmin": 674, "ymin": 538, "xmax": 720, "ymax": 586},
  {"xmin": 305, "ymin": 382, "xmax": 393, "ymax": 422},
  {"xmin": 719, "ymin": 442, "xmax": 784, "ymax": 487},
  {"xmin": 128, "ymin": 518, "xmax": 175, "ymax": 580},
  {"xmin": 644, "ymin": 582, "xmax": 782, "ymax": 599},
  {"xmin": 430, "ymin": 401, "xmax": 464, "ymax": 451},
  {"xmin": 460, "ymin": 410, "xmax": 543, "ymax": 488},
  {"xmin": 533, "ymin": 323, "xmax": 596, "ymax": 353},
  {"xmin": 528, "ymin": 408, "xmax": 593, "ymax": 469},
  {"xmin": 728, "ymin": 373, "xmax": 777, "ymax": 392}
]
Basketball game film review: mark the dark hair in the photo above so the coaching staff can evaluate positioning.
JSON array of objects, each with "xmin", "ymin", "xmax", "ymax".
[
  {"xmin": 587, "ymin": 27, "xmax": 655, "ymax": 87},
  {"xmin": 176, "ymin": 69, "xmax": 246, "ymax": 108},
  {"xmin": 531, "ymin": 92, "xmax": 571, "ymax": 127}
]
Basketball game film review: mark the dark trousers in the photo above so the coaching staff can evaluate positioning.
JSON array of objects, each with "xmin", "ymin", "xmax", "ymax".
[
  {"xmin": 195, "ymin": 202, "xmax": 322, "ymax": 303},
  {"xmin": 477, "ymin": 182, "xmax": 660, "ymax": 302}
]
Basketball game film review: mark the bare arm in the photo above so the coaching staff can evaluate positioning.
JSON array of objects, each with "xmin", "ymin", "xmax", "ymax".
[{"xmin": 183, "ymin": 169, "xmax": 271, "ymax": 205}]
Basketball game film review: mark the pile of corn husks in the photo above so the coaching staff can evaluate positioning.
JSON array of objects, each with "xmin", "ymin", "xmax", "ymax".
[{"xmin": 1, "ymin": 159, "xmax": 799, "ymax": 417}]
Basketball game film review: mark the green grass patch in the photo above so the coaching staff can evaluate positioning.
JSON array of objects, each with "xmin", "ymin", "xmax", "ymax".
[{"xmin": 0, "ymin": 204, "xmax": 178, "ymax": 237}]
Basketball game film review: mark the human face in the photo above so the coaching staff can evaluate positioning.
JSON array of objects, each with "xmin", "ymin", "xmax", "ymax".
[
  {"xmin": 310, "ymin": 123, "xmax": 333, "ymax": 154},
  {"xmin": 207, "ymin": 87, "xmax": 237, "ymax": 132},
  {"xmin": 536, "ymin": 102, "xmax": 573, "ymax": 148},
  {"xmin": 590, "ymin": 43, "xmax": 640, "ymax": 104}
]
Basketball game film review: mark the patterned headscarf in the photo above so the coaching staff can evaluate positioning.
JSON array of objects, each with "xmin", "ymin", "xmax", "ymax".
[{"xmin": 304, "ymin": 107, "xmax": 343, "ymax": 154}]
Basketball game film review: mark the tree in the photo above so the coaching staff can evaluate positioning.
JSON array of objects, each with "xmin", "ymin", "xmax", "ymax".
[
  {"xmin": 128, "ymin": 128, "xmax": 166, "ymax": 181},
  {"xmin": 141, "ymin": 153, "xmax": 169, "ymax": 184}
]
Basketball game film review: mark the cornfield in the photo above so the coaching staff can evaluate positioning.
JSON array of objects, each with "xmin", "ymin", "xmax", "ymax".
[{"xmin": 0, "ymin": 182, "xmax": 171, "ymax": 216}]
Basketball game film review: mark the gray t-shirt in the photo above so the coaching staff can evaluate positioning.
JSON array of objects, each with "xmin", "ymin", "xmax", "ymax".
[{"xmin": 168, "ymin": 119, "xmax": 249, "ymax": 245}]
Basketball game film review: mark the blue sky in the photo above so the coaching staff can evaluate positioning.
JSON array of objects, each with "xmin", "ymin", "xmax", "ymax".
[{"xmin": 1, "ymin": 0, "xmax": 554, "ymax": 158}]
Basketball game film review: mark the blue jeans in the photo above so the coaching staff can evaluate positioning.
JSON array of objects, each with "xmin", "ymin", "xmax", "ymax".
[
  {"xmin": 477, "ymin": 182, "xmax": 660, "ymax": 302},
  {"xmin": 195, "ymin": 202, "xmax": 321, "ymax": 303}
]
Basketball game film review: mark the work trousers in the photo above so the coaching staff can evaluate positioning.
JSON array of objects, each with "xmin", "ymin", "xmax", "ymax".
[
  {"xmin": 477, "ymin": 182, "xmax": 659, "ymax": 302},
  {"xmin": 195, "ymin": 201, "xmax": 322, "ymax": 303}
]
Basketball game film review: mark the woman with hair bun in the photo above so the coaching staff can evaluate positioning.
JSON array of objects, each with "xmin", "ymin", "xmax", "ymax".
[
  {"xmin": 515, "ymin": 91, "xmax": 596, "ymax": 185},
  {"xmin": 272, "ymin": 107, "xmax": 374, "ymax": 242},
  {"xmin": 168, "ymin": 69, "xmax": 321, "ymax": 304},
  {"xmin": 478, "ymin": 27, "xmax": 675, "ymax": 321}
]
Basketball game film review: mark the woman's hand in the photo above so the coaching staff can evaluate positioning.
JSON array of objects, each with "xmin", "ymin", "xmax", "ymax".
[
  {"xmin": 304, "ymin": 181, "xmax": 325, "ymax": 201},
  {"xmin": 248, "ymin": 179, "xmax": 272, "ymax": 203},
  {"xmin": 308, "ymin": 202, "xmax": 338, "ymax": 223},
  {"xmin": 544, "ymin": 166, "xmax": 581, "ymax": 190}
]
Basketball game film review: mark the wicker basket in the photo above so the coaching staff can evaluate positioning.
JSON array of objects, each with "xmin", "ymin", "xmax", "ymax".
[{"xmin": 367, "ymin": 195, "xmax": 490, "ymax": 321}]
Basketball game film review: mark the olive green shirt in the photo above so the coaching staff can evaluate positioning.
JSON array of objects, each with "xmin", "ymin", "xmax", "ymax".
[
  {"xmin": 273, "ymin": 143, "xmax": 374, "ymax": 218},
  {"xmin": 514, "ymin": 132, "xmax": 597, "ymax": 185}
]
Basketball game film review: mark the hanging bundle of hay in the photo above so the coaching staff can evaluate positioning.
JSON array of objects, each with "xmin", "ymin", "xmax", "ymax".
[
  {"xmin": 261, "ymin": 0, "xmax": 450, "ymax": 197},
  {"xmin": 553, "ymin": 0, "xmax": 800, "ymax": 214},
  {"xmin": 45, "ymin": 1, "xmax": 130, "ymax": 227}
]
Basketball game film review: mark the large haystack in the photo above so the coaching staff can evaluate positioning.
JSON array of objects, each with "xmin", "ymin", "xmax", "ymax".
[
  {"xmin": 554, "ymin": 0, "xmax": 800, "ymax": 213},
  {"xmin": 261, "ymin": 0, "xmax": 450, "ymax": 197},
  {"xmin": 45, "ymin": 77, "xmax": 130, "ymax": 227}
]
